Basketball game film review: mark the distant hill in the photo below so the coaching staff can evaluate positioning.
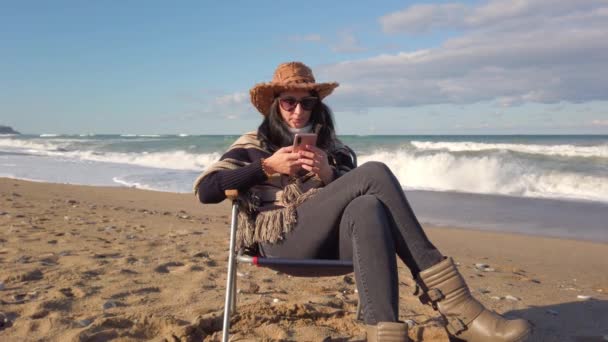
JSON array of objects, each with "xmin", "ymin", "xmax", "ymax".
[{"xmin": 0, "ymin": 125, "xmax": 20, "ymax": 134}]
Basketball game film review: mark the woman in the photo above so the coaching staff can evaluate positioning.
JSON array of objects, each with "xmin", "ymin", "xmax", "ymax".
[{"xmin": 194, "ymin": 62, "xmax": 531, "ymax": 342}]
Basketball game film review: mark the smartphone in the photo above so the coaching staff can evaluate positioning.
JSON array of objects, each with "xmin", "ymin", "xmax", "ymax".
[{"xmin": 293, "ymin": 133, "xmax": 317, "ymax": 152}]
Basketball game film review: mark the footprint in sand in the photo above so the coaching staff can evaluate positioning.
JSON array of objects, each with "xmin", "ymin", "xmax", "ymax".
[
  {"xmin": 77, "ymin": 315, "xmax": 196, "ymax": 341},
  {"xmin": 154, "ymin": 261, "xmax": 185, "ymax": 273},
  {"xmin": 92, "ymin": 252, "xmax": 121, "ymax": 259},
  {"xmin": 58, "ymin": 287, "xmax": 86, "ymax": 298},
  {"xmin": 192, "ymin": 251, "xmax": 218, "ymax": 267},
  {"xmin": 77, "ymin": 329, "xmax": 119, "ymax": 341},
  {"xmin": 189, "ymin": 265, "xmax": 204, "ymax": 271},
  {"xmin": 26, "ymin": 298, "xmax": 74, "ymax": 318},
  {"xmin": 204, "ymin": 259, "xmax": 218, "ymax": 267},
  {"xmin": 114, "ymin": 268, "xmax": 138, "ymax": 275},
  {"xmin": 110, "ymin": 287, "xmax": 161, "ymax": 300},
  {"xmin": 0, "ymin": 312, "xmax": 18, "ymax": 330},
  {"xmin": 39, "ymin": 254, "xmax": 59, "ymax": 266},
  {"xmin": 4, "ymin": 269, "xmax": 43, "ymax": 283},
  {"xmin": 29, "ymin": 309, "xmax": 50, "ymax": 319},
  {"xmin": 81, "ymin": 269, "xmax": 104, "ymax": 279}
]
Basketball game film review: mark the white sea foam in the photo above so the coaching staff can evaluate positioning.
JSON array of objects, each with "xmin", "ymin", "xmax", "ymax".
[
  {"xmin": 0, "ymin": 173, "xmax": 47, "ymax": 184},
  {"xmin": 360, "ymin": 149, "xmax": 608, "ymax": 203},
  {"xmin": 3, "ymin": 136, "xmax": 607, "ymax": 202},
  {"xmin": 411, "ymin": 141, "xmax": 608, "ymax": 159},
  {"xmin": 119, "ymin": 134, "xmax": 163, "ymax": 137},
  {"xmin": 0, "ymin": 138, "xmax": 220, "ymax": 170},
  {"xmin": 51, "ymin": 150, "xmax": 220, "ymax": 171},
  {"xmin": 98, "ymin": 151, "xmax": 219, "ymax": 170},
  {"xmin": 0, "ymin": 138, "xmax": 68, "ymax": 153},
  {"xmin": 112, "ymin": 177, "xmax": 156, "ymax": 191}
]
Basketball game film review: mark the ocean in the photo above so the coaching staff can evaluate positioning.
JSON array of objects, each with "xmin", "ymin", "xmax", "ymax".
[{"xmin": 1, "ymin": 134, "xmax": 607, "ymax": 242}]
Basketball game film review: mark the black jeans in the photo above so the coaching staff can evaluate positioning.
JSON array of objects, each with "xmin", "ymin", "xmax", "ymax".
[{"xmin": 260, "ymin": 161, "xmax": 444, "ymax": 325}]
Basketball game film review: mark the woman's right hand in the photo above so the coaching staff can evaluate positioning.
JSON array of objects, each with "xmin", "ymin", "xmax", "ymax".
[{"xmin": 263, "ymin": 146, "xmax": 301, "ymax": 176}]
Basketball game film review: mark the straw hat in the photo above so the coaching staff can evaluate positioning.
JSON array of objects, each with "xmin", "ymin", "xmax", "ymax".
[{"xmin": 249, "ymin": 62, "xmax": 339, "ymax": 116}]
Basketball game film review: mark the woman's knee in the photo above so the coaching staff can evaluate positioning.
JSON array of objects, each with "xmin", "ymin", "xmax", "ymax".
[
  {"xmin": 345, "ymin": 194, "xmax": 382, "ymax": 213},
  {"xmin": 357, "ymin": 161, "xmax": 393, "ymax": 179},
  {"xmin": 355, "ymin": 161, "xmax": 396, "ymax": 187}
]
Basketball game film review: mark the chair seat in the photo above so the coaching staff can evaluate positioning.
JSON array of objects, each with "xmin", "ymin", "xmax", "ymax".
[
  {"xmin": 239, "ymin": 254, "xmax": 353, "ymax": 267},
  {"xmin": 237, "ymin": 254, "xmax": 354, "ymax": 277}
]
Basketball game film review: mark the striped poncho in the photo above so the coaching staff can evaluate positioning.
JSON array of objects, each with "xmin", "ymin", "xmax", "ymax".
[{"xmin": 194, "ymin": 131, "xmax": 355, "ymax": 251}]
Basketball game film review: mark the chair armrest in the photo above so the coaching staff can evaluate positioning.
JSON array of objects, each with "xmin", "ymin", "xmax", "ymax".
[{"xmin": 225, "ymin": 190, "xmax": 239, "ymax": 201}]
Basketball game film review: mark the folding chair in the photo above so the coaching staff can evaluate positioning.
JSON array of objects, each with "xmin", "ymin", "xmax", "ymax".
[{"xmin": 221, "ymin": 149, "xmax": 360, "ymax": 342}]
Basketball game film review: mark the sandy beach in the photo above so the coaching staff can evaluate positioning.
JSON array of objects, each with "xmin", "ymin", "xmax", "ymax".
[{"xmin": 1, "ymin": 178, "xmax": 607, "ymax": 342}]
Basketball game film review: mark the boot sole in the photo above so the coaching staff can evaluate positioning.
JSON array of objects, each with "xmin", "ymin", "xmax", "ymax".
[{"xmin": 447, "ymin": 327, "xmax": 532, "ymax": 342}]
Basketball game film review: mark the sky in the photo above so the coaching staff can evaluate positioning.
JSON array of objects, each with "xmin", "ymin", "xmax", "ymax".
[{"xmin": 1, "ymin": 0, "xmax": 607, "ymax": 135}]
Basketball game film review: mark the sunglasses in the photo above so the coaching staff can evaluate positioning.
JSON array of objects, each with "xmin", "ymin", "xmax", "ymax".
[{"xmin": 278, "ymin": 96, "xmax": 318, "ymax": 112}]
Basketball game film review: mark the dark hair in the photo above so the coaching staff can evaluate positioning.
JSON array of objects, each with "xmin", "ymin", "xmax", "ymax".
[{"xmin": 257, "ymin": 92, "xmax": 337, "ymax": 153}]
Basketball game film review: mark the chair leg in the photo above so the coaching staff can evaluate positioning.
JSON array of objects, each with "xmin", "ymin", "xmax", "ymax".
[
  {"xmin": 222, "ymin": 200, "xmax": 240, "ymax": 342},
  {"xmin": 230, "ymin": 263, "xmax": 237, "ymax": 315},
  {"xmin": 222, "ymin": 255, "xmax": 237, "ymax": 342},
  {"xmin": 356, "ymin": 299, "xmax": 363, "ymax": 321},
  {"xmin": 222, "ymin": 257, "xmax": 236, "ymax": 342}
]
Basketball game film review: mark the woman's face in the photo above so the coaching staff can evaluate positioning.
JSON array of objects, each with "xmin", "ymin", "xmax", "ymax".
[{"xmin": 277, "ymin": 90, "xmax": 315, "ymax": 129}]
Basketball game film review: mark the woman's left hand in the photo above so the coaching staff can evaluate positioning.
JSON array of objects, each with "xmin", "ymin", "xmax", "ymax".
[{"xmin": 298, "ymin": 145, "xmax": 334, "ymax": 184}]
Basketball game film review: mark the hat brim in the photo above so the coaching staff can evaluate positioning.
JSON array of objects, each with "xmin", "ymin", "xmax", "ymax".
[{"xmin": 250, "ymin": 82, "xmax": 339, "ymax": 116}]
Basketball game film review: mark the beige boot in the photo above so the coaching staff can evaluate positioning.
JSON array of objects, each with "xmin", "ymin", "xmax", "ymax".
[
  {"xmin": 366, "ymin": 321, "xmax": 409, "ymax": 342},
  {"xmin": 417, "ymin": 257, "xmax": 531, "ymax": 342}
]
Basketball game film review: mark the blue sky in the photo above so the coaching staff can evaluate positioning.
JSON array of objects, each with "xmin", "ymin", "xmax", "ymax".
[{"xmin": 1, "ymin": 0, "xmax": 607, "ymax": 134}]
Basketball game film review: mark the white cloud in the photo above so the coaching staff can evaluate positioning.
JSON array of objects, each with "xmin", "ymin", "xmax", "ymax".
[
  {"xmin": 330, "ymin": 31, "xmax": 366, "ymax": 53},
  {"xmin": 316, "ymin": 1, "xmax": 608, "ymax": 109},
  {"xmin": 380, "ymin": 0, "xmax": 606, "ymax": 33},
  {"xmin": 214, "ymin": 92, "xmax": 248, "ymax": 106},
  {"xmin": 176, "ymin": 90, "xmax": 251, "ymax": 120},
  {"xmin": 208, "ymin": 92, "xmax": 250, "ymax": 119},
  {"xmin": 381, "ymin": 3, "xmax": 468, "ymax": 33},
  {"xmin": 287, "ymin": 31, "xmax": 366, "ymax": 54}
]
